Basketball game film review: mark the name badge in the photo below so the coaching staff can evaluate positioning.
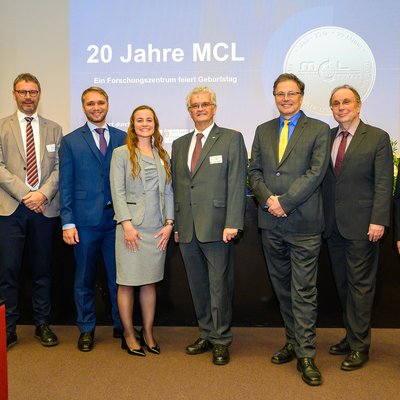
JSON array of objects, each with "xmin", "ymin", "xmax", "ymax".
[
  {"xmin": 209, "ymin": 155, "xmax": 223, "ymax": 164},
  {"xmin": 46, "ymin": 144, "xmax": 56, "ymax": 152}
]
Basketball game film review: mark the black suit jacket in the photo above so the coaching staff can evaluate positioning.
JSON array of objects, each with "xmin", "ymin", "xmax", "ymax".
[
  {"xmin": 248, "ymin": 112, "xmax": 330, "ymax": 234},
  {"xmin": 322, "ymin": 120, "xmax": 393, "ymax": 240}
]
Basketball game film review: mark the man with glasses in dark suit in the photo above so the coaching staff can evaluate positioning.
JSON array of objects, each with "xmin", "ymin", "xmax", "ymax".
[
  {"xmin": 322, "ymin": 84, "xmax": 392, "ymax": 371},
  {"xmin": 249, "ymin": 73, "xmax": 330, "ymax": 386}
]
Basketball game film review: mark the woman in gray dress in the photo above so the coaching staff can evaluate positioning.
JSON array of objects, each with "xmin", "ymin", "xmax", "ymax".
[{"xmin": 110, "ymin": 105, "xmax": 174, "ymax": 356}]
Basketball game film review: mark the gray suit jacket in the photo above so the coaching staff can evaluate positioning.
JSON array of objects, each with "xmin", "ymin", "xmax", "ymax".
[
  {"xmin": 248, "ymin": 112, "xmax": 330, "ymax": 233},
  {"xmin": 110, "ymin": 145, "xmax": 174, "ymax": 226},
  {"xmin": 171, "ymin": 124, "xmax": 247, "ymax": 243},
  {"xmin": 0, "ymin": 112, "xmax": 63, "ymax": 217},
  {"xmin": 322, "ymin": 121, "xmax": 393, "ymax": 240}
]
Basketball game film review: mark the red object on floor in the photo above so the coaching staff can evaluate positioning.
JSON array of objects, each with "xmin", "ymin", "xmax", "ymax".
[{"xmin": 0, "ymin": 300, "xmax": 8, "ymax": 400}]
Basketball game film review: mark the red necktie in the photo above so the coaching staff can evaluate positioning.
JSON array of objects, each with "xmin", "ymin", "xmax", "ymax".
[
  {"xmin": 25, "ymin": 117, "xmax": 39, "ymax": 187},
  {"xmin": 95, "ymin": 128, "xmax": 107, "ymax": 156},
  {"xmin": 190, "ymin": 133, "xmax": 204, "ymax": 172},
  {"xmin": 334, "ymin": 131, "xmax": 349, "ymax": 175}
]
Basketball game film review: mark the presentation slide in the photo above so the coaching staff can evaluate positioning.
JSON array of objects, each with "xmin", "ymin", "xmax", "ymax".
[{"xmin": 70, "ymin": 0, "xmax": 400, "ymax": 152}]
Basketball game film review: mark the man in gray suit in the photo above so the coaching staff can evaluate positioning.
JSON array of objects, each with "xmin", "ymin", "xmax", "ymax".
[
  {"xmin": 322, "ymin": 85, "xmax": 392, "ymax": 371},
  {"xmin": 248, "ymin": 73, "xmax": 330, "ymax": 386},
  {"xmin": 0, "ymin": 73, "xmax": 62, "ymax": 349},
  {"xmin": 171, "ymin": 86, "xmax": 247, "ymax": 365}
]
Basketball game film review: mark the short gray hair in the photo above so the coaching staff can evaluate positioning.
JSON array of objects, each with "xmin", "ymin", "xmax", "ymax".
[{"xmin": 186, "ymin": 86, "xmax": 217, "ymax": 109}]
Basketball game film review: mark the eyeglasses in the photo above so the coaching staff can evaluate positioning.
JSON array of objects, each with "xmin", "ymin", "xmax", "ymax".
[
  {"xmin": 14, "ymin": 90, "xmax": 40, "ymax": 98},
  {"xmin": 274, "ymin": 91, "xmax": 302, "ymax": 99},
  {"xmin": 189, "ymin": 102, "xmax": 214, "ymax": 110},
  {"xmin": 330, "ymin": 99, "xmax": 354, "ymax": 109}
]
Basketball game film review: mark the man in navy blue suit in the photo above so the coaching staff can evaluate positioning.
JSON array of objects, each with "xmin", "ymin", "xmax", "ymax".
[{"xmin": 59, "ymin": 87, "xmax": 125, "ymax": 351}]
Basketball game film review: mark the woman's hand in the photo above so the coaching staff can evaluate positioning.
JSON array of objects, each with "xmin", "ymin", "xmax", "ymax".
[
  {"xmin": 121, "ymin": 220, "xmax": 142, "ymax": 252},
  {"xmin": 155, "ymin": 224, "xmax": 173, "ymax": 251}
]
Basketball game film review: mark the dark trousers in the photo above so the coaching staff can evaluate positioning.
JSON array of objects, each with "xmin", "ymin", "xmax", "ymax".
[
  {"xmin": 327, "ymin": 224, "xmax": 378, "ymax": 353},
  {"xmin": 0, "ymin": 204, "xmax": 56, "ymax": 332},
  {"xmin": 179, "ymin": 235, "xmax": 234, "ymax": 346},
  {"xmin": 261, "ymin": 224, "xmax": 321, "ymax": 358},
  {"xmin": 74, "ymin": 208, "xmax": 121, "ymax": 332}
]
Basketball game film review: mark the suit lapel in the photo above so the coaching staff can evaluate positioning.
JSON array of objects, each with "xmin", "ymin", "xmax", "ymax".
[
  {"xmin": 338, "ymin": 121, "xmax": 367, "ymax": 174},
  {"xmin": 38, "ymin": 116, "xmax": 47, "ymax": 164},
  {"xmin": 153, "ymin": 149, "xmax": 166, "ymax": 193},
  {"xmin": 82, "ymin": 123, "xmax": 104, "ymax": 165},
  {"xmin": 135, "ymin": 149, "xmax": 146, "ymax": 189},
  {"xmin": 181, "ymin": 131, "xmax": 193, "ymax": 177},
  {"xmin": 278, "ymin": 114, "xmax": 306, "ymax": 165},
  {"xmin": 192, "ymin": 124, "xmax": 220, "ymax": 176},
  {"xmin": 10, "ymin": 113, "xmax": 25, "ymax": 161}
]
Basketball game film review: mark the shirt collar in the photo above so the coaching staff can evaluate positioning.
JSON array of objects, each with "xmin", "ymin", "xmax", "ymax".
[
  {"xmin": 17, "ymin": 110, "xmax": 38, "ymax": 122},
  {"xmin": 335, "ymin": 120, "xmax": 360, "ymax": 138},
  {"xmin": 87, "ymin": 121, "xmax": 108, "ymax": 133},
  {"xmin": 279, "ymin": 111, "xmax": 302, "ymax": 127},
  {"xmin": 194, "ymin": 122, "xmax": 214, "ymax": 139}
]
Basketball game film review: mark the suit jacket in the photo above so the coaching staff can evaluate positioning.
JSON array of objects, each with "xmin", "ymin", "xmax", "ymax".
[
  {"xmin": 171, "ymin": 124, "xmax": 247, "ymax": 243},
  {"xmin": 0, "ymin": 112, "xmax": 63, "ymax": 217},
  {"xmin": 248, "ymin": 112, "xmax": 330, "ymax": 233},
  {"xmin": 59, "ymin": 123, "xmax": 126, "ymax": 227},
  {"xmin": 110, "ymin": 145, "xmax": 174, "ymax": 226},
  {"xmin": 322, "ymin": 120, "xmax": 393, "ymax": 240}
]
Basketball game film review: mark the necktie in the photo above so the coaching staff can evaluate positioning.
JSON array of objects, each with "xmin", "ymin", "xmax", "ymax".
[
  {"xmin": 190, "ymin": 133, "xmax": 204, "ymax": 172},
  {"xmin": 334, "ymin": 131, "xmax": 350, "ymax": 175},
  {"xmin": 95, "ymin": 128, "xmax": 107, "ymax": 156},
  {"xmin": 278, "ymin": 119, "xmax": 290, "ymax": 162},
  {"xmin": 25, "ymin": 117, "xmax": 39, "ymax": 187}
]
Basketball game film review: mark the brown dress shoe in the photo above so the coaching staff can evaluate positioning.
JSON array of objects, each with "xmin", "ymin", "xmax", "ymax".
[
  {"xmin": 271, "ymin": 343, "xmax": 295, "ymax": 364},
  {"xmin": 185, "ymin": 338, "xmax": 212, "ymax": 355},
  {"xmin": 297, "ymin": 358, "xmax": 322, "ymax": 386},
  {"xmin": 329, "ymin": 338, "xmax": 350, "ymax": 355},
  {"xmin": 341, "ymin": 351, "xmax": 369, "ymax": 371}
]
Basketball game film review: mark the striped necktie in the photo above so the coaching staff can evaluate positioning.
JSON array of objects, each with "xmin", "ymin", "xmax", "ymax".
[{"xmin": 25, "ymin": 117, "xmax": 39, "ymax": 187}]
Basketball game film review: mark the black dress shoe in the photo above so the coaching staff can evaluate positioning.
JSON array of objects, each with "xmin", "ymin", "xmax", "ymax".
[
  {"xmin": 6, "ymin": 331, "xmax": 18, "ymax": 350},
  {"xmin": 329, "ymin": 338, "xmax": 350, "ymax": 355},
  {"xmin": 35, "ymin": 324, "xmax": 58, "ymax": 347},
  {"xmin": 341, "ymin": 351, "xmax": 369, "ymax": 371},
  {"xmin": 186, "ymin": 338, "xmax": 212, "ymax": 355},
  {"xmin": 121, "ymin": 336, "xmax": 145, "ymax": 357},
  {"xmin": 213, "ymin": 344, "xmax": 230, "ymax": 365},
  {"xmin": 140, "ymin": 329, "xmax": 160, "ymax": 354},
  {"xmin": 297, "ymin": 358, "xmax": 322, "ymax": 386},
  {"xmin": 78, "ymin": 332, "xmax": 94, "ymax": 352},
  {"xmin": 271, "ymin": 343, "xmax": 295, "ymax": 364}
]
